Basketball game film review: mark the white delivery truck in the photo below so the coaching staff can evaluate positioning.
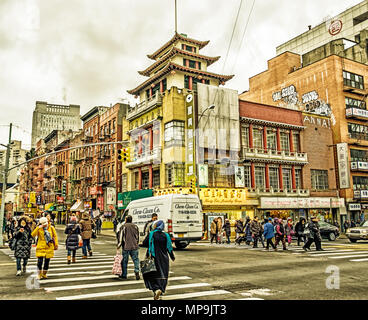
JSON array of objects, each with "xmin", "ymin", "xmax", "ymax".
[{"xmin": 124, "ymin": 194, "xmax": 203, "ymax": 249}]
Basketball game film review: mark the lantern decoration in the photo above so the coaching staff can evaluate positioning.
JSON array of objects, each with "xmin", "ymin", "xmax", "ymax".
[
  {"xmin": 170, "ymin": 70, "xmax": 176, "ymax": 75},
  {"xmin": 198, "ymin": 75, "xmax": 203, "ymax": 80},
  {"xmin": 151, "ymin": 83, "xmax": 155, "ymax": 88}
]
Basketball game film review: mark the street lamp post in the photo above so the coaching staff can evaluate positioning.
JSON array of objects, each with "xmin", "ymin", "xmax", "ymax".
[
  {"xmin": 194, "ymin": 105, "xmax": 215, "ymax": 198},
  {"xmin": 0, "ymin": 123, "xmax": 12, "ymax": 246}
]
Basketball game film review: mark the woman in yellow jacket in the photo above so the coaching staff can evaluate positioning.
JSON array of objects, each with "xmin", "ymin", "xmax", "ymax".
[{"xmin": 31, "ymin": 217, "xmax": 58, "ymax": 279}]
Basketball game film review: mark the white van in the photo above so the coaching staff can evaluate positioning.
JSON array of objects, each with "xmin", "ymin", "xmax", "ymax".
[{"xmin": 124, "ymin": 194, "xmax": 203, "ymax": 249}]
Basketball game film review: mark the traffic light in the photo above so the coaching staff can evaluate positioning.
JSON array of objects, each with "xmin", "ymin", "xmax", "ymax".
[
  {"xmin": 117, "ymin": 149, "xmax": 123, "ymax": 162},
  {"xmin": 122, "ymin": 148, "xmax": 130, "ymax": 162},
  {"xmin": 189, "ymin": 178, "xmax": 196, "ymax": 194}
]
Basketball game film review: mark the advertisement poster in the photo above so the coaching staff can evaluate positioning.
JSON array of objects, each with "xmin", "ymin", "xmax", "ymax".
[
  {"xmin": 198, "ymin": 164, "xmax": 208, "ymax": 187},
  {"xmin": 234, "ymin": 166, "xmax": 245, "ymax": 188}
]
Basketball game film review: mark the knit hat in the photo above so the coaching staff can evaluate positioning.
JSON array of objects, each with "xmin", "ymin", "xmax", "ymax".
[{"xmin": 39, "ymin": 217, "xmax": 48, "ymax": 226}]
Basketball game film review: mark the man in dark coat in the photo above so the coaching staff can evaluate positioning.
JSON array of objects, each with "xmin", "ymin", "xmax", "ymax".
[
  {"xmin": 64, "ymin": 215, "xmax": 81, "ymax": 264},
  {"xmin": 223, "ymin": 219, "xmax": 231, "ymax": 244},
  {"xmin": 250, "ymin": 217, "xmax": 261, "ymax": 248},
  {"xmin": 295, "ymin": 217, "xmax": 307, "ymax": 246},
  {"xmin": 303, "ymin": 216, "xmax": 323, "ymax": 251},
  {"xmin": 13, "ymin": 217, "xmax": 32, "ymax": 276},
  {"xmin": 235, "ymin": 219, "xmax": 244, "ymax": 241}
]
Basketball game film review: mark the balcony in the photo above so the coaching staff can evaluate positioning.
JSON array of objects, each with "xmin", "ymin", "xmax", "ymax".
[
  {"xmin": 247, "ymin": 187, "xmax": 310, "ymax": 198},
  {"xmin": 82, "ymin": 135, "xmax": 93, "ymax": 142},
  {"xmin": 57, "ymin": 160, "xmax": 65, "ymax": 165},
  {"xmin": 351, "ymin": 161, "xmax": 368, "ymax": 172},
  {"xmin": 71, "ymin": 176, "xmax": 81, "ymax": 183},
  {"xmin": 348, "ymin": 132, "xmax": 368, "ymax": 142},
  {"xmin": 242, "ymin": 147, "xmax": 308, "ymax": 164},
  {"xmin": 346, "ymin": 107, "xmax": 368, "ymax": 120},
  {"xmin": 126, "ymin": 148, "xmax": 162, "ymax": 168},
  {"xmin": 126, "ymin": 91, "xmax": 163, "ymax": 121},
  {"xmin": 83, "ymin": 155, "xmax": 93, "ymax": 162}
]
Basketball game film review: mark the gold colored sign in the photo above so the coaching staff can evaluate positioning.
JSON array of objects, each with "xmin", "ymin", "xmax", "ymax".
[{"xmin": 200, "ymin": 188, "xmax": 247, "ymax": 205}]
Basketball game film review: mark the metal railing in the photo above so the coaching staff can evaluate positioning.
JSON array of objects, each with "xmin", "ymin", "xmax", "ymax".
[{"xmin": 126, "ymin": 91, "xmax": 163, "ymax": 121}]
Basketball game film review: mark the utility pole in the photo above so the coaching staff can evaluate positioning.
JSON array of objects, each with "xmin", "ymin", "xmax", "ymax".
[{"xmin": 0, "ymin": 123, "xmax": 12, "ymax": 246}]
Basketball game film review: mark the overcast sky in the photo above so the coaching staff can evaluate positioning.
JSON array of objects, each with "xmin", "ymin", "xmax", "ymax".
[{"xmin": 0, "ymin": 0, "xmax": 362, "ymax": 150}]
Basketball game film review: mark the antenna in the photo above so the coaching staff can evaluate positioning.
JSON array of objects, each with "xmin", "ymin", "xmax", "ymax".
[{"xmin": 175, "ymin": 0, "xmax": 178, "ymax": 33}]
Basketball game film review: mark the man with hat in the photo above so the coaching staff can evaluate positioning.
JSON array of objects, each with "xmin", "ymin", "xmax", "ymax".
[{"xmin": 303, "ymin": 216, "xmax": 323, "ymax": 251}]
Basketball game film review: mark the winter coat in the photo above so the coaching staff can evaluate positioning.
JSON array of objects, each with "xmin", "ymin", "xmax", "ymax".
[
  {"xmin": 245, "ymin": 223, "xmax": 253, "ymax": 242},
  {"xmin": 31, "ymin": 225, "xmax": 58, "ymax": 259},
  {"xmin": 118, "ymin": 222, "xmax": 139, "ymax": 251},
  {"xmin": 217, "ymin": 219, "xmax": 223, "ymax": 232},
  {"xmin": 275, "ymin": 223, "xmax": 285, "ymax": 236},
  {"xmin": 235, "ymin": 220, "xmax": 244, "ymax": 233},
  {"xmin": 295, "ymin": 220, "xmax": 305, "ymax": 235},
  {"xmin": 64, "ymin": 222, "xmax": 81, "ymax": 251},
  {"xmin": 285, "ymin": 223, "xmax": 294, "ymax": 236},
  {"xmin": 79, "ymin": 215, "xmax": 95, "ymax": 240},
  {"xmin": 223, "ymin": 221, "xmax": 231, "ymax": 236},
  {"xmin": 13, "ymin": 226, "xmax": 32, "ymax": 259},
  {"xmin": 263, "ymin": 222, "xmax": 275, "ymax": 239},
  {"xmin": 210, "ymin": 221, "xmax": 218, "ymax": 235},
  {"xmin": 308, "ymin": 221, "xmax": 322, "ymax": 240},
  {"xmin": 250, "ymin": 220, "xmax": 261, "ymax": 235}
]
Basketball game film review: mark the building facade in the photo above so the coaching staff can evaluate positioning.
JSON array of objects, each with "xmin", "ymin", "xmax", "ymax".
[{"xmin": 31, "ymin": 101, "xmax": 81, "ymax": 148}]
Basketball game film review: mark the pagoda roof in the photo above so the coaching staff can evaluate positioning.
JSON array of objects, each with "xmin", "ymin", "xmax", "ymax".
[
  {"xmin": 147, "ymin": 32, "xmax": 210, "ymax": 60},
  {"xmin": 127, "ymin": 62, "xmax": 234, "ymax": 96},
  {"xmin": 139, "ymin": 47, "xmax": 221, "ymax": 77}
]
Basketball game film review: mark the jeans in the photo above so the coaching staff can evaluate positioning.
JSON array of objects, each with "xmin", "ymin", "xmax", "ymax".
[
  {"xmin": 16, "ymin": 257, "xmax": 28, "ymax": 271},
  {"xmin": 121, "ymin": 249, "xmax": 140, "ymax": 278},
  {"xmin": 37, "ymin": 257, "xmax": 50, "ymax": 271},
  {"xmin": 82, "ymin": 239, "xmax": 92, "ymax": 256},
  {"xmin": 210, "ymin": 233, "xmax": 218, "ymax": 244},
  {"xmin": 67, "ymin": 249, "xmax": 76, "ymax": 257},
  {"xmin": 253, "ymin": 235, "xmax": 259, "ymax": 247},
  {"xmin": 266, "ymin": 238, "xmax": 276, "ymax": 249}
]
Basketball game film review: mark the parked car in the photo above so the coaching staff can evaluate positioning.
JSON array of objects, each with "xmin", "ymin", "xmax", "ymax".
[
  {"xmin": 346, "ymin": 221, "xmax": 368, "ymax": 243},
  {"xmin": 318, "ymin": 221, "xmax": 340, "ymax": 241}
]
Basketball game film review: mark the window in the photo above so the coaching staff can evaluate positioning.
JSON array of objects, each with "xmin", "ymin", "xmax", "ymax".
[
  {"xmin": 267, "ymin": 129, "xmax": 277, "ymax": 151},
  {"xmin": 153, "ymin": 170, "xmax": 160, "ymax": 187},
  {"xmin": 142, "ymin": 172, "xmax": 150, "ymax": 189},
  {"xmin": 165, "ymin": 163, "xmax": 185, "ymax": 186},
  {"xmin": 345, "ymin": 97, "xmax": 366, "ymax": 110},
  {"xmin": 269, "ymin": 167, "xmax": 279, "ymax": 189},
  {"xmin": 280, "ymin": 131, "xmax": 290, "ymax": 152},
  {"xmin": 122, "ymin": 174, "xmax": 127, "ymax": 193},
  {"xmin": 184, "ymin": 75, "xmax": 190, "ymax": 89},
  {"xmin": 164, "ymin": 121, "xmax": 185, "ymax": 146},
  {"xmin": 254, "ymin": 166, "xmax": 265, "ymax": 189},
  {"xmin": 244, "ymin": 166, "xmax": 251, "ymax": 188},
  {"xmin": 353, "ymin": 176, "xmax": 368, "ymax": 190},
  {"xmin": 295, "ymin": 168, "xmax": 302, "ymax": 189},
  {"xmin": 253, "ymin": 128, "xmax": 264, "ymax": 150},
  {"xmin": 182, "ymin": 44, "xmax": 196, "ymax": 53},
  {"xmin": 348, "ymin": 122, "xmax": 368, "ymax": 140},
  {"xmin": 134, "ymin": 172, "xmax": 139, "ymax": 190},
  {"xmin": 208, "ymin": 165, "xmax": 234, "ymax": 188},
  {"xmin": 292, "ymin": 132, "xmax": 300, "ymax": 152},
  {"xmin": 351, "ymin": 149, "xmax": 368, "ymax": 162},
  {"xmin": 162, "ymin": 78, "xmax": 167, "ymax": 92},
  {"xmin": 343, "ymin": 71, "xmax": 364, "ymax": 90},
  {"xmin": 282, "ymin": 168, "xmax": 292, "ymax": 190},
  {"xmin": 311, "ymin": 170, "xmax": 329, "ymax": 190},
  {"xmin": 241, "ymin": 125, "xmax": 249, "ymax": 148}
]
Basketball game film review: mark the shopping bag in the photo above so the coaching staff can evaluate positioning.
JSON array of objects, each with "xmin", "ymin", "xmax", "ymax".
[
  {"xmin": 112, "ymin": 254, "xmax": 123, "ymax": 275},
  {"xmin": 78, "ymin": 235, "xmax": 83, "ymax": 248}
]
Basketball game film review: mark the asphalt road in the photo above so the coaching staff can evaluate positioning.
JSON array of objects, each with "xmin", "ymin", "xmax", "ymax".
[{"xmin": 1, "ymin": 228, "xmax": 368, "ymax": 300}]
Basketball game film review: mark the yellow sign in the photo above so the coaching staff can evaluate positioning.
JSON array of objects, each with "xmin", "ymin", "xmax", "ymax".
[{"xmin": 29, "ymin": 192, "xmax": 36, "ymax": 204}]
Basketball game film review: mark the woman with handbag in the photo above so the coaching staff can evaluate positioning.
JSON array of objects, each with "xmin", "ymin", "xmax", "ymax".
[
  {"xmin": 13, "ymin": 216, "xmax": 33, "ymax": 276},
  {"xmin": 31, "ymin": 216, "xmax": 58, "ymax": 280},
  {"xmin": 143, "ymin": 220, "xmax": 175, "ymax": 300},
  {"xmin": 64, "ymin": 215, "xmax": 81, "ymax": 264}
]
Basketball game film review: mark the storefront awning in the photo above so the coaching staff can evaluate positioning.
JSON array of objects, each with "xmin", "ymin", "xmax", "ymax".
[{"xmin": 70, "ymin": 200, "xmax": 84, "ymax": 212}]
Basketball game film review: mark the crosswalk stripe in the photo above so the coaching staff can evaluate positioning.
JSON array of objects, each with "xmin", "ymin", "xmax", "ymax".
[
  {"xmin": 134, "ymin": 289, "xmax": 230, "ymax": 300},
  {"xmin": 308, "ymin": 249, "xmax": 355, "ymax": 255},
  {"xmin": 56, "ymin": 282, "xmax": 211, "ymax": 300},
  {"xmin": 329, "ymin": 254, "xmax": 368, "ymax": 259},
  {"xmin": 26, "ymin": 261, "xmax": 131, "ymax": 267},
  {"xmin": 309, "ymin": 251, "xmax": 368, "ymax": 257},
  {"xmin": 44, "ymin": 276, "xmax": 191, "ymax": 292},
  {"xmin": 45, "ymin": 264, "xmax": 114, "ymax": 271},
  {"xmin": 17, "ymin": 256, "xmax": 114, "ymax": 262},
  {"xmin": 40, "ymin": 275, "xmax": 126, "ymax": 283},
  {"xmin": 349, "ymin": 258, "xmax": 368, "ymax": 262},
  {"xmin": 47, "ymin": 270, "xmax": 174, "ymax": 277}
]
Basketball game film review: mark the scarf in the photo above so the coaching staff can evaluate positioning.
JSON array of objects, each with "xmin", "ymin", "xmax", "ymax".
[
  {"xmin": 43, "ymin": 226, "xmax": 53, "ymax": 245},
  {"xmin": 148, "ymin": 229, "xmax": 173, "ymax": 257}
]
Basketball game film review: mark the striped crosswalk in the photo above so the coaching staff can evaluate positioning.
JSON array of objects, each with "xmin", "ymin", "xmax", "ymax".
[
  {"xmin": 190, "ymin": 242, "xmax": 368, "ymax": 262},
  {"xmin": 0, "ymin": 248, "xmax": 237, "ymax": 300}
]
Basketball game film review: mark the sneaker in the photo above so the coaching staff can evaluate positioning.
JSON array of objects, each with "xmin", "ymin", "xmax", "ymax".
[
  {"xmin": 154, "ymin": 289, "xmax": 162, "ymax": 300},
  {"xmin": 135, "ymin": 272, "xmax": 140, "ymax": 280},
  {"xmin": 16, "ymin": 270, "xmax": 21, "ymax": 276}
]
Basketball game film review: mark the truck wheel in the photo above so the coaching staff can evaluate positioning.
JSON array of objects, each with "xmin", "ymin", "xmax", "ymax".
[
  {"xmin": 349, "ymin": 238, "xmax": 357, "ymax": 243},
  {"xmin": 328, "ymin": 233, "xmax": 336, "ymax": 241},
  {"xmin": 175, "ymin": 241, "xmax": 189, "ymax": 249}
]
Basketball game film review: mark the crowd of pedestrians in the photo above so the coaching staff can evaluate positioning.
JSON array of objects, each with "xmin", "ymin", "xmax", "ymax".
[{"xmin": 209, "ymin": 215, "xmax": 326, "ymax": 252}]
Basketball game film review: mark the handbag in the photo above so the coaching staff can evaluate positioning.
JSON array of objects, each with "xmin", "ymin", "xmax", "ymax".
[
  {"xmin": 9, "ymin": 237, "xmax": 17, "ymax": 251},
  {"xmin": 140, "ymin": 256, "xmax": 157, "ymax": 275},
  {"xmin": 112, "ymin": 253, "xmax": 123, "ymax": 275}
]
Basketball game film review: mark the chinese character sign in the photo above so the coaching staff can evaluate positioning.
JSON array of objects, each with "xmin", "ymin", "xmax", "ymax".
[
  {"xmin": 337, "ymin": 143, "xmax": 350, "ymax": 189},
  {"xmin": 185, "ymin": 93, "xmax": 196, "ymax": 183}
]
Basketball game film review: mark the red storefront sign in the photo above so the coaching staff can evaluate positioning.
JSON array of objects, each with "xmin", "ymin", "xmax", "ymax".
[
  {"xmin": 97, "ymin": 196, "xmax": 104, "ymax": 210},
  {"xmin": 90, "ymin": 186, "xmax": 103, "ymax": 195},
  {"xmin": 57, "ymin": 196, "xmax": 64, "ymax": 203}
]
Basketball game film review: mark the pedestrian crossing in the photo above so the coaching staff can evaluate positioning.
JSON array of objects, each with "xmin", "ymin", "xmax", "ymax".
[
  {"xmin": 0, "ymin": 248, "xmax": 237, "ymax": 300},
  {"xmin": 190, "ymin": 242, "xmax": 368, "ymax": 262}
]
